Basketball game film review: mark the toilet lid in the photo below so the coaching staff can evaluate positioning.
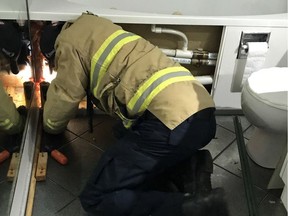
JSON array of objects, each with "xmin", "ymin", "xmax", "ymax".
[{"xmin": 247, "ymin": 67, "xmax": 288, "ymax": 110}]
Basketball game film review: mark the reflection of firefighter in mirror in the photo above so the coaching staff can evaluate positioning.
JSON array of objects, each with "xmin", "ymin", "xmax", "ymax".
[{"xmin": 0, "ymin": 21, "xmax": 29, "ymax": 135}]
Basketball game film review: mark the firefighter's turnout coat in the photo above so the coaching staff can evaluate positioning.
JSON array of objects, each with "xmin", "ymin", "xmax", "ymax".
[
  {"xmin": 43, "ymin": 13, "xmax": 215, "ymax": 134},
  {"xmin": 0, "ymin": 81, "xmax": 23, "ymax": 134}
]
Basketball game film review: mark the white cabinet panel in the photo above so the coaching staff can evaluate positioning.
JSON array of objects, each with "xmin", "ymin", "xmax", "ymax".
[{"xmin": 212, "ymin": 26, "xmax": 287, "ymax": 109}]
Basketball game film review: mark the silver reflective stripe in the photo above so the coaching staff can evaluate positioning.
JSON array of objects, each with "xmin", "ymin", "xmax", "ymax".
[
  {"xmin": 91, "ymin": 32, "xmax": 135, "ymax": 93},
  {"xmin": 131, "ymin": 71, "xmax": 192, "ymax": 114}
]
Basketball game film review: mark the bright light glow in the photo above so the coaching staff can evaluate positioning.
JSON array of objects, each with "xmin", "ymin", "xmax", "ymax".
[
  {"xmin": 17, "ymin": 65, "xmax": 33, "ymax": 82},
  {"xmin": 42, "ymin": 60, "xmax": 57, "ymax": 83}
]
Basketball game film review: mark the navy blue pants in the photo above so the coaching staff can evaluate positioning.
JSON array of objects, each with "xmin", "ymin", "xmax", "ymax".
[{"xmin": 79, "ymin": 108, "xmax": 216, "ymax": 216}]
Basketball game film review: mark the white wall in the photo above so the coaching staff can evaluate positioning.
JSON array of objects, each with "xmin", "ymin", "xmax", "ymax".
[
  {"xmin": 0, "ymin": 0, "xmax": 27, "ymax": 20},
  {"xmin": 68, "ymin": 0, "xmax": 287, "ymax": 16}
]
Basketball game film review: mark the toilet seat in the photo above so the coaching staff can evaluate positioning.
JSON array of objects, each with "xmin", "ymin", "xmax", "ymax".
[
  {"xmin": 246, "ymin": 67, "xmax": 288, "ymax": 110},
  {"xmin": 241, "ymin": 67, "xmax": 288, "ymax": 169}
]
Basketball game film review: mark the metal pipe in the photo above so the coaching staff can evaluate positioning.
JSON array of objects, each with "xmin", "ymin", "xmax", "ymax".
[
  {"xmin": 191, "ymin": 59, "xmax": 217, "ymax": 66},
  {"xmin": 161, "ymin": 48, "xmax": 217, "ymax": 63},
  {"xmin": 152, "ymin": 25, "xmax": 218, "ymax": 62},
  {"xmin": 192, "ymin": 49, "xmax": 218, "ymax": 60}
]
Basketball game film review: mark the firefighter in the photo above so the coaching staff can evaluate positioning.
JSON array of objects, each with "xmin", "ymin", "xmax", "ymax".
[
  {"xmin": 40, "ymin": 12, "xmax": 229, "ymax": 216},
  {"xmin": 0, "ymin": 21, "xmax": 25, "ymax": 135}
]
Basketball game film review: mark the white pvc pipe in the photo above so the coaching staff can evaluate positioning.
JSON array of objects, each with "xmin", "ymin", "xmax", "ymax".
[
  {"xmin": 170, "ymin": 57, "xmax": 192, "ymax": 64},
  {"xmin": 160, "ymin": 48, "xmax": 176, "ymax": 57},
  {"xmin": 195, "ymin": 75, "xmax": 214, "ymax": 85},
  {"xmin": 151, "ymin": 25, "xmax": 189, "ymax": 51},
  {"xmin": 161, "ymin": 48, "xmax": 193, "ymax": 59}
]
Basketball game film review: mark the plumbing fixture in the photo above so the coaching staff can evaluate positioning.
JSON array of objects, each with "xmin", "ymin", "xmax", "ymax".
[
  {"xmin": 151, "ymin": 24, "xmax": 217, "ymax": 86},
  {"xmin": 151, "ymin": 24, "xmax": 189, "ymax": 51},
  {"xmin": 160, "ymin": 47, "xmax": 217, "ymax": 62},
  {"xmin": 191, "ymin": 59, "xmax": 217, "ymax": 67},
  {"xmin": 151, "ymin": 25, "xmax": 217, "ymax": 65},
  {"xmin": 171, "ymin": 57, "xmax": 216, "ymax": 66},
  {"xmin": 168, "ymin": 56, "xmax": 215, "ymax": 85},
  {"xmin": 192, "ymin": 49, "xmax": 218, "ymax": 60},
  {"xmin": 237, "ymin": 32, "xmax": 270, "ymax": 59}
]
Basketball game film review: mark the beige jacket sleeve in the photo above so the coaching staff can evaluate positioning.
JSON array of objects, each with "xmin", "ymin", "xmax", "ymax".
[
  {"xmin": 43, "ymin": 42, "xmax": 88, "ymax": 134},
  {"xmin": 0, "ymin": 81, "xmax": 23, "ymax": 134}
]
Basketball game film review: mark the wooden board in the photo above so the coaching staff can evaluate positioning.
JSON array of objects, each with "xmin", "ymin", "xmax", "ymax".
[
  {"xmin": 35, "ymin": 152, "xmax": 48, "ymax": 181},
  {"xmin": 7, "ymin": 153, "xmax": 20, "ymax": 181},
  {"xmin": 25, "ymin": 124, "xmax": 42, "ymax": 216}
]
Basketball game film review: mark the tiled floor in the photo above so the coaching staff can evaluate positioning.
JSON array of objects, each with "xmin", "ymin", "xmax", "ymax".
[
  {"xmin": 206, "ymin": 116, "xmax": 286, "ymax": 216},
  {"xmin": 0, "ymin": 132, "xmax": 23, "ymax": 215},
  {"xmin": 1, "ymin": 113, "xmax": 287, "ymax": 215}
]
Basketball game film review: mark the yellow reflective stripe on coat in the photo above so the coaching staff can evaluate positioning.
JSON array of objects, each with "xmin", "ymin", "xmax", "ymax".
[
  {"xmin": 127, "ymin": 66, "xmax": 195, "ymax": 115},
  {"xmin": 90, "ymin": 30, "xmax": 141, "ymax": 95},
  {"xmin": 46, "ymin": 119, "xmax": 62, "ymax": 130},
  {"xmin": 0, "ymin": 119, "xmax": 13, "ymax": 130}
]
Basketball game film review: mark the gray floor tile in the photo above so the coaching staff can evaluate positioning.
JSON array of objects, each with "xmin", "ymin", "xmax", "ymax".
[
  {"xmin": 203, "ymin": 125, "xmax": 236, "ymax": 159},
  {"xmin": 66, "ymin": 114, "xmax": 113, "ymax": 136},
  {"xmin": 216, "ymin": 115, "xmax": 251, "ymax": 132},
  {"xmin": 0, "ymin": 157, "xmax": 10, "ymax": 182},
  {"xmin": 0, "ymin": 181, "xmax": 13, "ymax": 216},
  {"xmin": 33, "ymin": 179, "xmax": 75, "ymax": 216},
  {"xmin": 29, "ymin": 114, "xmax": 287, "ymax": 215},
  {"xmin": 47, "ymin": 137, "xmax": 103, "ymax": 195},
  {"xmin": 66, "ymin": 117, "xmax": 91, "ymax": 136},
  {"xmin": 248, "ymin": 159, "xmax": 275, "ymax": 190},
  {"xmin": 80, "ymin": 117, "xmax": 118, "ymax": 151},
  {"xmin": 0, "ymin": 152, "xmax": 15, "ymax": 216},
  {"xmin": 258, "ymin": 193, "xmax": 287, "ymax": 216},
  {"xmin": 269, "ymin": 189, "xmax": 286, "ymax": 199},
  {"xmin": 213, "ymin": 140, "xmax": 243, "ymax": 177},
  {"xmin": 214, "ymin": 141, "xmax": 275, "ymax": 190},
  {"xmin": 41, "ymin": 129, "xmax": 77, "ymax": 151},
  {"xmin": 56, "ymin": 199, "xmax": 89, "ymax": 216},
  {"xmin": 243, "ymin": 125, "xmax": 255, "ymax": 140},
  {"xmin": 212, "ymin": 165, "xmax": 267, "ymax": 216}
]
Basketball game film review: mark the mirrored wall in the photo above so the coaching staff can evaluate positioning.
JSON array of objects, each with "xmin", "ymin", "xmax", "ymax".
[{"xmin": 0, "ymin": 0, "xmax": 32, "ymax": 215}]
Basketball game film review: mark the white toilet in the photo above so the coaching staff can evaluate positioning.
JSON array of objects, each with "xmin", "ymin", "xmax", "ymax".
[{"xmin": 241, "ymin": 67, "xmax": 288, "ymax": 169}]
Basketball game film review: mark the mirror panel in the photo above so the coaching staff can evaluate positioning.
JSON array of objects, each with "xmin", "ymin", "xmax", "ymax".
[{"xmin": 0, "ymin": 0, "xmax": 31, "ymax": 215}]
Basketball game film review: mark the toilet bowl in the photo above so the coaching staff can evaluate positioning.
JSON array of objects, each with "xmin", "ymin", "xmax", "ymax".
[{"xmin": 241, "ymin": 67, "xmax": 288, "ymax": 169}]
